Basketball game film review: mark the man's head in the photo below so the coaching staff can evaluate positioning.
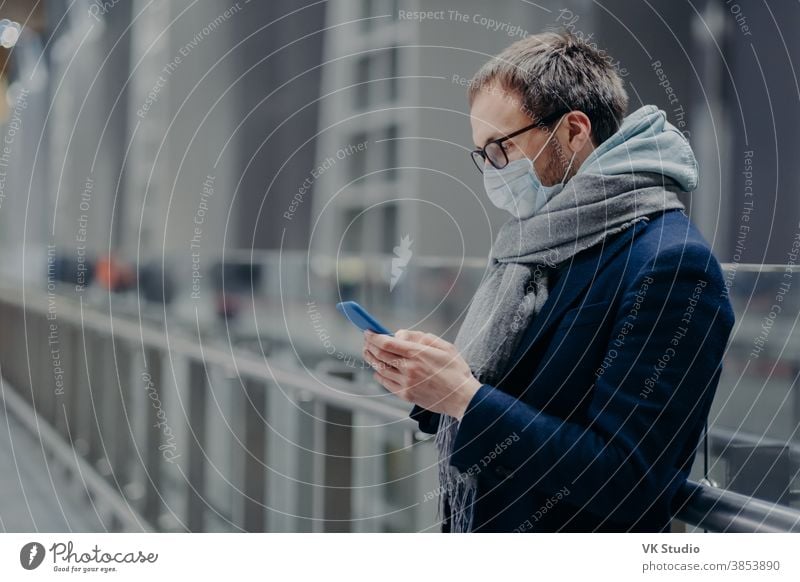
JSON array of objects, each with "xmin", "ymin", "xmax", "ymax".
[{"xmin": 469, "ymin": 31, "xmax": 628, "ymax": 187}]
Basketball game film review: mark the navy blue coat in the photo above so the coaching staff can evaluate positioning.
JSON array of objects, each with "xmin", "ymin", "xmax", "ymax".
[{"xmin": 410, "ymin": 208, "xmax": 735, "ymax": 532}]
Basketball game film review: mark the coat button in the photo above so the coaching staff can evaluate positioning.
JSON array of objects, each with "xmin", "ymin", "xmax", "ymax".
[{"xmin": 494, "ymin": 465, "xmax": 513, "ymax": 478}]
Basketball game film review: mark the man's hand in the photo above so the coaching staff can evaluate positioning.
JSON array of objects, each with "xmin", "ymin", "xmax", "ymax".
[{"xmin": 362, "ymin": 328, "xmax": 482, "ymax": 420}]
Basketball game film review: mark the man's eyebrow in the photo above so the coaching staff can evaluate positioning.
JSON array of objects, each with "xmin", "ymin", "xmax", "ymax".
[{"xmin": 475, "ymin": 133, "xmax": 502, "ymax": 149}]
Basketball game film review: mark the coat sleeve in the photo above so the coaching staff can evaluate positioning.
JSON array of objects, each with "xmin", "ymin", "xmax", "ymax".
[
  {"xmin": 448, "ymin": 244, "xmax": 735, "ymax": 524},
  {"xmin": 409, "ymin": 403, "xmax": 441, "ymax": 435}
]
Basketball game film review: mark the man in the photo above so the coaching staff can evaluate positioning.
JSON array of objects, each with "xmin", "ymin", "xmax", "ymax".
[{"xmin": 362, "ymin": 31, "xmax": 734, "ymax": 533}]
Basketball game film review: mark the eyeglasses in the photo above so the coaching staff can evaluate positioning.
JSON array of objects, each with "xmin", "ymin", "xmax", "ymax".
[{"xmin": 470, "ymin": 110, "xmax": 569, "ymax": 174}]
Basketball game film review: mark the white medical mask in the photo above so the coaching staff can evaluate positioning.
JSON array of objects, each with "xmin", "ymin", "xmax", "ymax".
[{"xmin": 482, "ymin": 118, "xmax": 577, "ymax": 219}]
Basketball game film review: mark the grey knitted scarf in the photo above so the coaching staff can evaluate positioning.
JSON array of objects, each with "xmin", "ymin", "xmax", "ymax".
[{"xmin": 435, "ymin": 171, "xmax": 686, "ymax": 532}]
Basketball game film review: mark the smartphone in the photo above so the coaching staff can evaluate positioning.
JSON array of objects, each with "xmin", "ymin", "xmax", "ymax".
[{"xmin": 336, "ymin": 301, "xmax": 394, "ymax": 336}]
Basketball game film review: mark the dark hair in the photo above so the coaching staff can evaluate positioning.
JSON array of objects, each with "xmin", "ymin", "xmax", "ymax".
[{"xmin": 467, "ymin": 30, "xmax": 628, "ymax": 145}]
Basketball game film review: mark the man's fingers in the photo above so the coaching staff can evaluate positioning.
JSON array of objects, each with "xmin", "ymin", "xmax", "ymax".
[
  {"xmin": 396, "ymin": 329, "xmax": 424, "ymax": 342},
  {"xmin": 373, "ymin": 369, "xmax": 409, "ymax": 401},
  {"xmin": 379, "ymin": 329, "xmax": 451, "ymax": 362},
  {"xmin": 364, "ymin": 343, "xmax": 404, "ymax": 371},
  {"xmin": 398, "ymin": 328, "xmax": 453, "ymax": 351},
  {"xmin": 366, "ymin": 330, "xmax": 427, "ymax": 357},
  {"xmin": 373, "ymin": 360, "xmax": 404, "ymax": 384},
  {"xmin": 419, "ymin": 333, "xmax": 452, "ymax": 351}
]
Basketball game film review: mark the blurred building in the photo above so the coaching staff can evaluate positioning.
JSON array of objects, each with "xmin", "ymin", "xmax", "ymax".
[
  {"xmin": 1, "ymin": 0, "xmax": 799, "ymax": 270},
  {"xmin": 0, "ymin": 0, "xmax": 324, "ymax": 289},
  {"xmin": 309, "ymin": 0, "xmax": 800, "ymax": 268}
]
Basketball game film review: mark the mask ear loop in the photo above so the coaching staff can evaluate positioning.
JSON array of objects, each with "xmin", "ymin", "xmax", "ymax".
[
  {"xmin": 558, "ymin": 150, "xmax": 578, "ymax": 186},
  {"xmin": 526, "ymin": 114, "xmax": 568, "ymax": 171}
]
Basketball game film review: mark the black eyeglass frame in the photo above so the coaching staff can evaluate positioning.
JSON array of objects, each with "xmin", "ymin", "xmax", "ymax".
[{"xmin": 470, "ymin": 109, "xmax": 571, "ymax": 174}]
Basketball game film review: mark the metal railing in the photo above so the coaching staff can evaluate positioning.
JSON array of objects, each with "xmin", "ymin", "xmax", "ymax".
[
  {"xmin": 676, "ymin": 480, "xmax": 800, "ymax": 532},
  {"xmin": 1, "ymin": 282, "xmax": 799, "ymax": 533},
  {"xmin": 0, "ymin": 285, "xmax": 438, "ymax": 532}
]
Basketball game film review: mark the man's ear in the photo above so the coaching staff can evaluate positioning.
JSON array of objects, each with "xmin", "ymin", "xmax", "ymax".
[{"xmin": 562, "ymin": 110, "xmax": 592, "ymax": 152}]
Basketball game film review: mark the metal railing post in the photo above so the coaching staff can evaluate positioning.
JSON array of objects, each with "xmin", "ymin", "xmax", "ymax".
[{"xmin": 186, "ymin": 358, "xmax": 207, "ymax": 532}]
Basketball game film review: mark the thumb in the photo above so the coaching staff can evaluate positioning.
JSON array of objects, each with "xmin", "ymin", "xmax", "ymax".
[
  {"xmin": 395, "ymin": 328, "xmax": 424, "ymax": 342},
  {"xmin": 398, "ymin": 329, "xmax": 452, "ymax": 351},
  {"xmin": 395, "ymin": 329, "xmax": 452, "ymax": 358}
]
